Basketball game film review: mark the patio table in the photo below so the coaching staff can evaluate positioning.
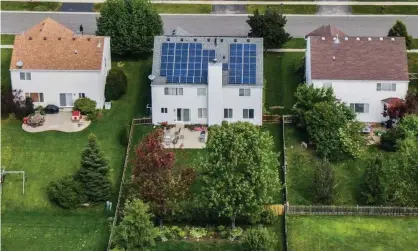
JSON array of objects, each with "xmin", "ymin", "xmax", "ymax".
[{"xmin": 29, "ymin": 114, "xmax": 44, "ymax": 127}]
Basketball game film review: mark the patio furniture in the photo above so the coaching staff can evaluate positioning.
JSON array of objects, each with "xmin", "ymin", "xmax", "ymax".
[
  {"xmin": 29, "ymin": 114, "xmax": 45, "ymax": 127},
  {"xmin": 78, "ymin": 120, "xmax": 85, "ymax": 127},
  {"xmin": 199, "ymin": 131, "xmax": 206, "ymax": 143},
  {"xmin": 23, "ymin": 117, "xmax": 29, "ymax": 124},
  {"xmin": 44, "ymin": 104, "xmax": 59, "ymax": 114},
  {"xmin": 72, "ymin": 110, "xmax": 81, "ymax": 121},
  {"xmin": 164, "ymin": 134, "xmax": 172, "ymax": 145}
]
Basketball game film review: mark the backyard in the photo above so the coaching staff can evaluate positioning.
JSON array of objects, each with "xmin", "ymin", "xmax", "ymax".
[
  {"xmin": 1, "ymin": 49, "xmax": 153, "ymax": 250},
  {"xmin": 287, "ymin": 216, "xmax": 418, "ymax": 251}
]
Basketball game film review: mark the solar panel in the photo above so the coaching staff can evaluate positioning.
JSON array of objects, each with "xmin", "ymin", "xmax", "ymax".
[
  {"xmin": 229, "ymin": 43, "xmax": 257, "ymax": 84},
  {"xmin": 160, "ymin": 42, "xmax": 215, "ymax": 84}
]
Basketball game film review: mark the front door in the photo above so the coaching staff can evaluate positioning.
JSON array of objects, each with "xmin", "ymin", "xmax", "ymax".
[
  {"xmin": 60, "ymin": 93, "xmax": 73, "ymax": 107},
  {"xmin": 176, "ymin": 108, "xmax": 190, "ymax": 122}
]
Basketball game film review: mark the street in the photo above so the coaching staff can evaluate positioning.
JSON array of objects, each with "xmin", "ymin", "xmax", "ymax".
[{"xmin": 1, "ymin": 11, "xmax": 418, "ymax": 37}]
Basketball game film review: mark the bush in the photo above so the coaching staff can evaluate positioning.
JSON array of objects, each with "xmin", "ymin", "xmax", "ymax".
[
  {"xmin": 74, "ymin": 97, "xmax": 97, "ymax": 116},
  {"xmin": 311, "ymin": 160, "xmax": 334, "ymax": 204},
  {"xmin": 189, "ymin": 227, "xmax": 207, "ymax": 240},
  {"xmin": 47, "ymin": 176, "xmax": 86, "ymax": 209},
  {"xmin": 380, "ymin": 128, "xmax": 405, "ymax": 152},
  {"xmin": 36, "ymin": 105, "xmax": 45, "ymax": 115},
  {"xmin": 105, "ymin": 69, "xmax": 128, "ymax": 101},
  {"xmin": 241, "ymin": 227, "xmax": 278, "ymax": 251}
]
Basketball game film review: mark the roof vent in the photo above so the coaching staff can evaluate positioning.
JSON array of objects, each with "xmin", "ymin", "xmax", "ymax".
[
  {"xmin": 167, "ymin": 38, "xmax": 170, "ymax": 42},
  {"xmin": 333, "ymin": 37, "xmax": 336, "ymax": 41},
  {"xmin": 332, "ymin": 56, "xmax": 336, "ymax": 61},
  {"xmin": 379, "ymin": 37, "xmax": 383, "ymax": 41},
  {"xmin": 97, "ymin": 41, "xmax": 101, "ymax": 48},
  {"xmin": 247, "ymin": 39, "xmax": 250, "ymax": 42},
  {"xmin": 72, "ymin": 37, "xmax": 76, "ymax": 41},
  {"xmin": 43, "ymin": 37, "xmax": 47, "ymax": 40},
  {"xmin": 207, "ymin": 38, "xmax": 210, "ymax": 42},
  {"xmin": 234, "ymin": 39, "xmax": 237, "ymax": 42},
  {"xmin": 16, "ymin": 60, "xmax": 23, "ymax": 68},
  {"xmin": 368, "ymin": 37, "xmax": 372, "ymax": 41},
  {"xmin": 194, "ymin": 38, "xmax": 197, "ymax": 42},
  {"xmin": 87, "ymin": 37, "xmax": 91, "ymax": 41},
  {"xmin": 180, "ymin": 38, "xmax": 183, "ymax": 42},
  {"xmin": 74, "ymin": 49, "xmax": 78, "ymax": 54},
  {"xmin": 321, "ymin": 37, "xmax": 325, "ymax": 40},
  {"xmin": 344, "ymin": 37, "xmax": 348, "ymax": 41},
  {"xmin": 220, "ymin": 39, "xmax": 223, "ymax": 42},
  {"xmin": 212, "ymin": 58, "xmax": 218, "ymax": 63},
  {"xmin": 391, "ymin": 37, "xmax": 395, "ymax": 41},
  {"xmin": 28, "ymin": 37, "xmax": 32, "ymax": 40},
  {"xmin": 356, "ymin": 37, "xmax": 360, "ymax": 41}
]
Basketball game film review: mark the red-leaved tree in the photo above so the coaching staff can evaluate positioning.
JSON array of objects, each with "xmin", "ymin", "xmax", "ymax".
[{"xmin": 132, "ymin": 129, "xmax": 195, "ymax": 226}]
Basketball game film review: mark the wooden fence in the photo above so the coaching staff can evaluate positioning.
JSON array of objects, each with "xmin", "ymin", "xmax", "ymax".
[
  {"xmin": 286, "ymin": 204, "xmax": 418, "ymax": 216},
  {"xmin": 133, "ymin": 117, "xmax": 152, "ymax": 125},
  {"xmin": 262, "ymin": 114, "xmax": 280, "ymax": 123}
]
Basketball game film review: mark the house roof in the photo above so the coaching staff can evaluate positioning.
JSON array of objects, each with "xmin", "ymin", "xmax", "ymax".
[
  {"xmin": 305, "ymin": 25, "xmax": 347, "ymax": 38},
  {"xmin": 309, "ymin": 36, "xmax": 409, "ymax": 81},
  {"xmin": 10, "ymin": 18, "xmax": 106, "ymax": 71}
]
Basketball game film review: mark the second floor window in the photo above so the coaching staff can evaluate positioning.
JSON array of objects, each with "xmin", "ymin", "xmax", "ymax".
[
  {"xmin": 239, "ymin": 89, "xmax": 251, "ymax": 96},
  {"xmin": 20, "ymin": 72, "xmax": 31, "ymax": 80},
  {"xmin": 377, "ymin": 83, "xmax": 396, "ymax": 91},
  {"xmin": 164, "ymin": 87, "xmax": 183, "ymax": 95},
  {"xmin": 197, "ymin": 88, "xmax": 207, "ymax": 96}
]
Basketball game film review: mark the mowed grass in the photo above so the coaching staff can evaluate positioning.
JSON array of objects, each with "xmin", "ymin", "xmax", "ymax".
[
  {"xmin": 282, "ymin": 38, "xmax": 306, "ymax": 49},
  {"xmin": 1, "ymin": 55, "xmax": 153, "ymax": 250},
  {"xmin": 1, "ymin": 35, "xmax": 15, "ymax": 45},
  {"xmin": 352, "ymin": 5, "xmax": 418, "ymax": 14},
  {"xmin": 287, "ymin": 216, "xmax": 418, "ymax": 251},
  {"xmin": 0, "ymin": 1, "xmax": 61, "ymax": 11},
  {"xmin": 156, "ymin": 240, "xmax": 243, "ymax": 251},
  {"xmin": 408, "ymin": 53, "xmax": 418, "ymax": 90},
  {"xmin": 94, "ymin": 3, "xmax": 211, "ymax": 13},
  {"xmin": 247, "ymin": 5, "xmax": 317, "ymax": 14}
]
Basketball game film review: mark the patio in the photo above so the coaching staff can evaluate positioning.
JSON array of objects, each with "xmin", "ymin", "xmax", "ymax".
[
  {"xmin": 22, "ymin": 111, "xmax": 91, "ymax": 133},
  {"xmin": 163, "ymin": 124, "xmax": 207, "ymax": 149}
]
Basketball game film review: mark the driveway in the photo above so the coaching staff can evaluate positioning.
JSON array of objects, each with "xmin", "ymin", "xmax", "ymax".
[
  {"xmin": 22, "ymin": 112, "xmax": 91, "ymax": 133},
  {"xmin": 60, "ymin": 3, "xmax": 94, "ymax": 12},
  {"xmin": 317, "ymin": 0, "xmax": 351, "ymax": 15},
  {"xmin": 211, "ymin": 0, "xmax": 246, "ymax": 14}
]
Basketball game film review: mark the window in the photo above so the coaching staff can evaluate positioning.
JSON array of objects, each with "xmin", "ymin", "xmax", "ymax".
[
  {"xmin": 224, "ymin": 108, "xmax": 233, "ymax": 119},
  {"xmin": 243, "ymin": 109, "xmax": 255, "ymax": 119},
  {"xmin": 161, "ymin": 107, "xmax": 168, "ymax": 113},
  {"xmin": 198, "ymin": 108, "xmax": 207, "ymax": 118},
  {"xmin": 197, "ymin": 88, "xmax": 207, "ymax": 96},
  {"xmin": 239, "ymin": 89, "xmax": 251, "ymax": 96},
  {"xmin": 350, "ymin": 103, "xmax": 369, "ymax": 113},
  {"xmin": 164, "ymin": 87, "xmax": 183, "ymax": 95},
  {"xmin": 78, "ymin": 93, "xmax": 85, "ymax": 98},
  {"xmin": 323, "ymin": 82, "xmax": 332, "ymax": 89},
  {"xmin": 377, "ymin": 83, "xmax": 396, "ymax": 91},
  {"xmin": 25, "ymin": 93, "xmax": 44, "ymax": 102},
  {"xmin": 59, "ymin": 93, "xmax": 74, "ymax": 107},
  {"xmin": 20, "ymin": 72, "xmax": 31, "ymax": 80}
]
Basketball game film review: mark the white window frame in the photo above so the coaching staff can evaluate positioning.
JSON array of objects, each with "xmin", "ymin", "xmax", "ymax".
[
  {"xmin": 239, "ymin": 88, "xmax": 251, "ymax": 96},
  {"xmin": 164, "ymin": 87, "xmax": 184, "ymax": 96},
  {"xmin": 323, "ymin": 82, "xmax": 332, "ymax": 89},
  {"xmin": 161, "ymin": 107, "xmax": 168, "ymax": 113},
  {"xmin": 377, "ymin": 83, "xmax": 396, "ymax": 91},
  {"xmin": 350, "ymin": 103, "xmax": 369, "ymax": 113},
  {"xmin": 25, "ymin": 92, "xmax": 44, "ymax": 102},
  {"xmin": 197, "ymin": 88, "xmax": 207, "ymax": 96},
  {"xmin": 224, "ymin": 108, "xmax": 233, "ymax": 119},
  {"xmin": 20, "ymin": 72, "xmax": 31, "ymax": 80},
  {"xmin": 198, "ymin": 108, "xmax": 207, "ymax": 118},
  {"xmin": 243, "ymin": 109, "xmax": 255, "ymax": 119}
]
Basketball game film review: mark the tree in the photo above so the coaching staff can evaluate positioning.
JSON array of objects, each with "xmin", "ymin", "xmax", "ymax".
[
  {"xmin": 200, "ymin": 122, "xmax": 280, "ymax": 228},
  {"xmin": 388, "ymin": 20, "xmax": 414, "ymax": 49},
  {"xmin": 112, "ymin": 199, "xmax": 157, "ymax": 251},
  {"xmin": 96, "ymin": 0, "xmax": 163, "ymax": 56},
  {"xmin": 360, "ymin": 157, "xmax": 387, "ymax": 205},
  {"xmin": 73, "ymin": 97, "xmax": 97, "ymax": 115},
  {"xmin": 292, "ymin": 84, "xmax": 335, "ymax": 128},
  {"xmin": 74, "ymin": 134, "xmax": 112, "ymax": 202},
  {"xmin": 132, "ymin": 129, "xmax": 195, "ymax": 226},
  {"xmin": 47, "ymin": 176, "xmax": 87, "ymax": 209},
  {"xmin": 305, "ymin": 101, "xmax": 358, "ymax": 160},
  {"xmin": 105, "ymin": 68, "xmax": 128, "ymax": 101},
  {"xmin": 1, "ymin": 88, "xmax": 34, "ymax": 119},
  {"xmin": 247, "ymin": 8, "xmax": 291, "ymax": 50},
  {"xmin": 311, "ymin": 160, "xmax": 334, "ymax": 204},
  {"xmin": 241, "ymin": 227, "xmax": 278, "ymax": 251},
  {"xmin": 405, "ymin": 89, "xmax": 418, "ymax": 114}
]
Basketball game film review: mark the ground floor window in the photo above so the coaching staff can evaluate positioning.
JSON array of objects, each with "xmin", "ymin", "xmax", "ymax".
[
  {"xmin": 25, "ymin": 92, "xmax": 44, "ymax": 102},
  {"xmin": 224, "ymin": 108, "xmax": 233, "ymax": 119},
  {"xmin": 243, "ymin": 109, "xmax": 254, "ymax": 119},
  {"xmin": 350, "ymin": 103, "xmax": 369, "ymax": 113},
  {"xmin": 161, "ymin": 107, "xmax": 168, "ymax": 113},
  {"xmin": 78, "ymin": 93, "xmax": 85, "ymax": 98},
  {"xmin": 60, "ymin": 93, "xmax": 74, "ymax": 107},
  {"xmin": 198, "ymin": 108, "xmax": 207, "ymax": 118}
]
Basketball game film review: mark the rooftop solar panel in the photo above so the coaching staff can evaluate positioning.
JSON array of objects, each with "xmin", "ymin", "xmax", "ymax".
[{"xmin": 229, "ymin": 43, "xmax": 257, "ymax": 84}]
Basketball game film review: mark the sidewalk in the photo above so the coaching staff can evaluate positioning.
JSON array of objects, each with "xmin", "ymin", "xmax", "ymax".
[{"xmin": 2, "ymin": 0, "xmax": 418, "ymax": 5}]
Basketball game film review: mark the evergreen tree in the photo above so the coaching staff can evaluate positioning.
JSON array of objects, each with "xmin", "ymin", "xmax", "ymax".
[
  {"xmin": 388, "ymin": 20, "xmax": 414, "ymax": 49},
  {"xmin": 74, "ymin": 134, "xmax": 111, "ymax": 202},
  {"xmin": 360, "ymin": 157, "xmax": 387, "ymax": 205},
  {"xmin": 311, "ymin": 160, "xmax": 334, "ymax": 204}
]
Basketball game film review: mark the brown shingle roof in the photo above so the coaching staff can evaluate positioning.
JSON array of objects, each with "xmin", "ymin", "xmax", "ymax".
[
  {"xmin": 305, "ymin": 25, "xmax": 347, "ymax": 38},
  {"xmin": 11, "ymin": 18, "xmax": 105, "ymax": 71},
  {"xmin": 309, "ymin": 36, "xmax": 409, "ymax": 81}
]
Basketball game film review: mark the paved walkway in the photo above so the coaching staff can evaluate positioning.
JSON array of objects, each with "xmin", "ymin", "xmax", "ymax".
[
  {"xmin": 317, "ymin": 0, "xmax": 352, "ymax": 15},
  {"xmin": 22, "ymin": 112, "xmax": 91, "ymax": 133},
  {"xmin": 0, "ymin": 45, "xmax": 13, "ymax": 48},
  {"xmin": 2, "ymin": 0, "xmax": 418, "ymax": 5}
]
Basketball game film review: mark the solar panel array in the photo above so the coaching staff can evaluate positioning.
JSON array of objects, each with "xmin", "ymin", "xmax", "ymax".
[
  {"xmin": 160, "ymin": 43, "xmax": 215, "ymax": 84},
  {"xmin": 229, "ymin": 44, "xmax": 257, "ymax": 84}
]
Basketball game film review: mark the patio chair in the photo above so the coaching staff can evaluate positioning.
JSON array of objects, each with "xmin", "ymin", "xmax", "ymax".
[
  {"xmin": 199, "ymin": 131, "xmax": 206, "ymax": 143},
  {"xmin": 164, "ymin": 134, "xmax": 172, "ymax": 146}
]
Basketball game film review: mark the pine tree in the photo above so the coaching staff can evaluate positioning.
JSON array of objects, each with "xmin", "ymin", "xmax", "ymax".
[
  {"xmin": 388, "ymin": 20, "xmax": 414, "ymax": 49},
  {"xmin": 75, "ymin": 133, "xmax": 112, "ymax": 202},
  {"xmin": 360, "ymin": 157, "xmax": 387, "ymax": 205}
]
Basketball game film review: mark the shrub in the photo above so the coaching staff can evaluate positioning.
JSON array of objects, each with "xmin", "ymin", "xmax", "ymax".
[
  {"xmin": 189, "ymin": 227, "xmax": 207, "ymax": 240},
  {"xmin": 36, "ymin": 105, "xmax": 45, "ymax": 115},
  {"xmin": 74, "ymin": 97, "xmax": 97, "ymax": 115},
  {"xmin": 380, "ymin": 128, "xmax": 405, "ymax": 152},
  {"xmin": 311, "ymin": 160, "xmax": 334, "ymax": 204},
  {"xmin": 47, "ymin": 176, "xmax": 86, "ymax": 209},
  {"xmin": 229, "ymin": 227, "xmax": 244, "ymax": 241},
  {"xmin": 105, "ymin": 69, "xmax": 128, "ymax": 101},
  {"xmin": 241, "ymin": 227, "xmax": 278, "ymax": 251}
]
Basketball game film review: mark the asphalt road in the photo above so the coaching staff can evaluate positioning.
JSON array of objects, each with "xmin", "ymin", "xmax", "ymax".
[{"xmin": 2, "ymin": 11, "xmax": 418, "ymax": 37}]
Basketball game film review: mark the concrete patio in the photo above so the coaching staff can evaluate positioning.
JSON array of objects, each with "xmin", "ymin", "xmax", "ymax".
[
  {"xmin": 22, "ymin": 111, "xmax": 91, "ymax": 133},
  {"xmin": 163, "ymin": 125, "xmax": 206, "ymax": 149}
]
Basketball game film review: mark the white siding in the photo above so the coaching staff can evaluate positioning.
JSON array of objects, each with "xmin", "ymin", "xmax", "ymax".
[
  {"xmin": 207, "ymin": 62, "xmax": 223, "ymax": 125},
  {"xmin": 222, "ymin": 86, "xmax": 263, "ymax": 125},
  {"xmin": 305, "ymin": 37, "xmax": 312, "ymax": 85},
  {"xmin": 10, "ymin": 70, "xmax": 104, "ymax": 108},
  {"xmin": 312, "ymin": 80, "xmax": 409, "ymax": 122}
]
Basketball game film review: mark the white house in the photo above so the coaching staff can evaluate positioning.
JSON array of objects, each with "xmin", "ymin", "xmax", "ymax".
[
  {"xmin": 305, "ymin": 25, "xmax": 410, "ymax": 123},
  {"xmin": 10, "ymin": 18, "xmax": 111, "ymax": 109},
  {"xmin": 150, "ymin": 35, "xmax": 263, "ymax": 125}
]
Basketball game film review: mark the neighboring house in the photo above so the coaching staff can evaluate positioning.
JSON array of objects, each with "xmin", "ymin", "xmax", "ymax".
[
  {"xmin": 305, "ymin": 25, "xmax": 410, "ymax": 123},
  {"xmin": 10, "ymin": 18, "xmax": 111, "ymax": 109},
  {"xmin": 150, "ymin": 35, "xmax": 263, "ymax": 125}
]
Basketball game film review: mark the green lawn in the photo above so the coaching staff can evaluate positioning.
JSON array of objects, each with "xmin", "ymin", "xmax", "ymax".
[
  {"xmin": 156, "ymin": 241, "xmax": 242, "ymax": 251},
  {"xmin": 247, "ymin": 5, "xmax": 317, "ymax": 14},
  {"xmin": 282, "ymin": 38, "xmax": 306, "ymax": 49},
  {"xmin": 413, "ymin": 39, "xmax": 418, "ymax": 50},
  {"xmin": 0, "ymin": 1, "xmax": 61, "ymax": 11},
  {"xmin": 408, "ymin": 53, "xmax": 418, "ymax": 90},
  {"xmin": 352, "ymin": 5, "xmax": 418, "ymax": 14},
  {"xmin": 287, "ymin": 216, "xmax": 418, "ymax": 251},
  {"xmin": 94, "ymin": 3, "xmax": 211, "ymax": 13},
  {"xmin": 1, "ymin": 54, "xmax": 153, "ymax": 250},
  {"xmin": 264, "ymin": 52, "xmax": 305, "ymax": 114},
  {"xmin": 1, "ymin": 35, "xmax": 15, "ymax": 45}
]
